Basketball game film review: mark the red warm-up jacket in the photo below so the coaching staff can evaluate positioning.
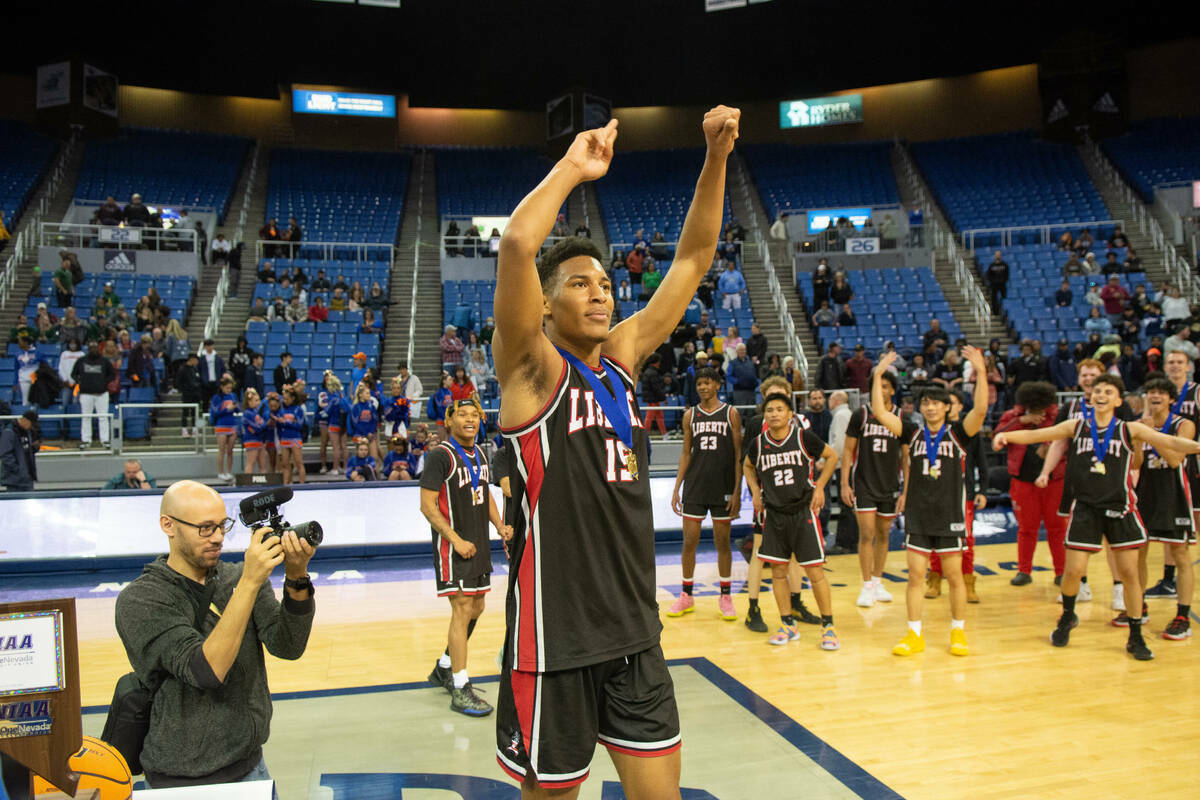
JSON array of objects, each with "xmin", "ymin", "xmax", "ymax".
[{"xmin": 994, "ymin": 403, "xmax": 1065, "ymax": 481}]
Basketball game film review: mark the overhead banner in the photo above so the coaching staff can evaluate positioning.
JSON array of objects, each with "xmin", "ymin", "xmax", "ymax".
[
  {"xmin": 807, "ymin": 207, "xmax": 872, "ymax": 234},
  {"xmin": 779, "ymin": 94, "xmax": 863, "ymax": 129},
  {"xmin": 35, "ymin": 62, "xmax": 70, "ymax": 109},
  {"xmin": 82, "ymin": 64, "xmax": 118, "ymax": 117},
  {"xmin": 292, "ymin": 89, "xmax": 396, "ymax": 118}
]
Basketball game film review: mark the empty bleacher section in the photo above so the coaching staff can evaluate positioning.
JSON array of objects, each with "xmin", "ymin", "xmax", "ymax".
[
  {"xmin": 1100, "ymin": 116, "xmax": 1200, "ymax": 203},
  {"xmin": 997, "ymin": 243, "xmax": 1149, "ymax": 347},
  {"xmin": 741, "ymin": 141, "xmax": 899, "ymax": 219},
  {"xmin": 73, "ymin": 128, "xmax": 248, "ymax": 220},
  {"xmin": 0, "ymin": 121, "xmax": 56, "ymax": 229},
  {"xmin": 594, "ymin": 148, "xmax": 733, "ymax": 249},
  {"xmin": 913, "ymin": 132, "xmax": 1109, "ymax": 246},
  {"xmin": 799, "ymin": 267, "xmax": 960, "ymax": 355},
  {"xmin": 265, "ymin": 149, "xmax": 411, "ymax": 250},
  {"xmin": 435, "ymin": 148, "xmax": 556, "ymax": 218}
]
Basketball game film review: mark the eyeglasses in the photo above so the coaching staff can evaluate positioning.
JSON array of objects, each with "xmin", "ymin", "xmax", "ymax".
[{"xmin": 167, "ymin": 515, "xmax": 236, "ymax": 538}]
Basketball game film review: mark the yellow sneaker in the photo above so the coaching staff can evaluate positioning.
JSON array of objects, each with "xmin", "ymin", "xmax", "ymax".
[
  {"xmin": 950, "ymin": 628, "xmax": 969, "ymax": 656},
  {"xmin": 892, "ymin": 629, "xmax": 925, "ymax": 656}
]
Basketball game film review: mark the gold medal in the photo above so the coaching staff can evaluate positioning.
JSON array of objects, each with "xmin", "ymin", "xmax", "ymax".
[
  {"xmin": 1091, "ymin": 459, "xmax": 1106, "ymax": 475},
  {"xmin": 622, "ymin": 443, "xmax": 639, "ymax": 480},
  {"xmin": 929, "ymin": 466, "xmax": 941, "ymax": 480}
]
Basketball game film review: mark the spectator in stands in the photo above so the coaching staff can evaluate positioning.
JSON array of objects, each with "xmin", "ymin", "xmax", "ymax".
[
  {"xmin": 308, "ymin": 269, "xmax": 330, "ymax": 293},
  {"xmin": 716, "ymin": 261, "xmax": 745, "ymax": 310},
  {"xmin": 197, "ymin": 339, "xmax": 225, "ymax": 408},
  {"xmin": 1047, "ymin": 339, "xmax": 1077, "ymax": 390},
  {"xmin": 50, "ymin": 256, "xmax": 76, "ymax": 309},
  {"xmin": 1008, "ymin": 340, "xmax": 1048, "ymax": 390},
  {"xmin": 462, "ymin": 224, "xmax": 480, "ymax": 256},
  {"xmin": 1118, "ymin": 308, "xmax": 1141, "ymax": 345},
  {"xmin": 305, "ymin": 296, "xmax": 328, "ymax": 324},
  {"xmin": 626, "ymin": 242, "xmax": 646, "ymax": 291},
  {"xmin": 1057, "ymin": 230, "xmax": 1074, "ymax": 251},
  {"xmin": 444, "ymin": 221, "xmax": 461, "ymax": 256},
  {"xmin": 1081, "ymin": 282, "xmax": 1102, "ymax": 308},
  {"xmin": 1084, "ymin": 306, "xmax": 1112, "ymax": 335},
  {"xmin": 246, "ymin": 298, "xmax": 269, "ymax": 325},
  {"xmin": 13, "ymin": 335, "xmax": 39, "ymax": 405},
  {"xmin": 0, "ymin": 409, "xmax": 39, "ymax": 491},
  {"xmin": 905, "ymin": 353, "xmax": 930, "ymax": 392},
  {"xmin": 211, "ymin": 233, "xmax": 231, "ymax": 265},
  {"xmin": 860, "ymin": 217, "xmax": 877, "ymax": 239},
  {"xmin": 1074, "ymin": 228, "xmax": 1094, "ymax": 255},
  {"xmin": 837, "ymin": 304, "xmax": 857, "ymax": 327},
  {"xmin": 985, "ymin": 251, "xmax": 1009, "ymax": 312},
  {"xmin": 283, "ymin": 296, "xmax": 305, "ymax": 324},
  {"xmin": 781, "ymin": 355, "xmax": 804, "ymax": 394},
  {"xmin": 1160, "ymin": 284, "xmax": 1190, "ymax": 328},
  {"xmin": 745, "ymin": 323, "xmax": 768, "ymax": 365},
  {"xmin": 1164, "ymin": 326, "xmax": 1199, "ymax": 360},
  {"xmin": 907, "ymin": 206, "xmax": 923, "ymax": 246},
  {"xmin": 55, "ymin": 338, "xmax": 83, "ymax": 408},
  {"xmin": 440, "ymin": 325, "xmax": 465, "ymax": 371},
  {"xmin": 384, "ymin": 435, "xmax": 415, "ymax": 481},
  {"xmin": 695, "ymin": 312, "xmax": 715, "ymax": 351},
  {"xmin": 1054, "ymin": 280, "xmax": 1073, "ymax": 307},
  {"xmin": 812, "ymin": 300, "xmax": 834, "ymax": 326},
  {"xmin": 96, "ymin": 196, "xmax": 122, "ymax": 226},
  {"xmin": 756, "ymin": 352, "xmax": 782, "ymax": 381},
  {"xmin": 33, "ymin": 304, "xmax": 59, "ymax": 343},
  {"xmin": 272, "ymin": 351, "xmax": 297, "ymax": 395},
  {"xmin": 649, "ymin": 231, "xmax": 668, "ymax": 260},
  {"xmin": 922, "ymin": 318, "xmax": 949, "ymax": 360},
  {"xmin": 1128, "ymin": 284, "xmax": 1150, "ymax": 316},
  {"xmin": 823, "ymin": 220, "xmax": 839, "ymax": 249},
  {"xmin": 879, "ymin": 214, "xmax": 898, "ymax": 249},
  {"xmin": 810, "ymin": 262, "xmax": 832, "ymax": 309},
  {"xmin": 116, "ymin": 328, "xmax": 133, "ymax": 353},
  {"xmin": 1123, "ymin": 246, "xmax": 1141, "ymax": 272},
  {"xmin": 243, "ymin": 351, "xmax": 265, "ymax": 399},
  {"xmin": 1062, "ymin": 252, "xmax": 1084, "ymax": 276},
  {"xmin": 817, "ymin": 342, "xmax": 846, "ymax": 390},
  {"xmin": 257, "ymin": 260, "xmax": 276, "ymax": 284},
  {"xmin": 259, "ymin": 217, "xmax": 281, "ymax": 257},
  {"xmin": 1083, "ymin": 252, "xmax": 1101, "ymax": 275},
  {"xmin": 804, "ymin": 390, "xmax": 832, "ymax": 441},
  {"xmin": 428, "ymin": 373, "xmax": 453, "ymax": 425},
  {"xmin": 1108, "ymin": 225, "xmax": 1129, "ymax": 250},
  {"xmin": 572, "ymin": 219, "xmax": 591, "ymax": 239},
  {"xmin": 829, "ymin": 273, "xmax": 853, "ymax": 309},
  {"xmin": 638, "ymin": 353, "xmax": 671, "ymax": 436},
  {"xmin": 845, "ymin": 345, "xmax": 873, "ymax": 393},
  {"xmin": 1117, "ymin": 344, "xmax": 1143, "ymax": 390},
  {"xmin": 466, "ymin": 348, "xmax": 493, "ymax": 398},
  {"xmin": 359, "ymin": 309, "xmax": 382, "ymax": 337},
  {"xmin": 123, "ymin": 193, "xmax": 151, "ymax": 227},
  {"xmin": 722, "ymin": 325, "xmax": 743, "ymax": 352},
  {"xmin": 1102, "ymin": 252, "xmax": 1122, "ymax": 275},
  {"xmin": 172, "ymin": 351, "xmax": 202, "ymax": 437},
  {"xmin": 1094, "ymin": 334, "xmax": 1121, "ymax": 365},
  {"xmin": 449, "ymin": 365, "xmax": 477, "ymax": 404},
  {"xmin": 346, "ymin": 439, "xmax": 376, "ymax": 482},
  {"xmin": 347, "ymin": 283, "xmax": 365, "ymax": 312},
  {"xmin": 641, "ymin": 261, "xmax": 662, "ymax": 299},
  {"xmin": 285, "ymin": 217, "xmax": 303, "ymax": 258},
  {"xmin": 725, "ymin": 344, "xmax": 757, "ymax": 406},
  {"xmin": 366, "ymin": 282, "xmax": 389, "ymax": 313},
  {"xmin": 7, "ymin": 314, "xmax": 34, "ymax": 344},
  {"xmin": 227, "ymin": 337, "xmax": 252, "ymax": 388},
  {"xmin": 102, "ymin": 458, "xmax": 156, "ymax": 491},
  {"xmin": 477, "ymin": 316, "xmax": 495, "ymax": 346},
  {"xmin": 395, "ymin": 360, "xmax": 423, "ymax": 406},
  {"xmin": 617, "ymin": 280, "xmax": 632, "ymax": 301},
  {"xmin": 381, "ymin": 377, "xmax": 411, "ymax": 440},
  {"xmin": 127, "ymin": 333, "xmax": 156, "ymax": 390},
  {"xmin": 1100, "ymin": 275, "xmax": 1129, "ymax": 323},
  {"xmin": 326, "ymin": 287, "xmax": 347, "ymax": 311},
  {"xmin": 932, "ymin": 348, "xmax": 963, "ymax": 391}
]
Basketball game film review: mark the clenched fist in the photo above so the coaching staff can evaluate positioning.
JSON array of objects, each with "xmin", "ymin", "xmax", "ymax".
[
  {"xmin": 562, "ymin": 119, "xmax": 619, "ymax": 182},
  {"xmin": 703, "ymin": 106, "xmax": 741, "ymax": 157}
]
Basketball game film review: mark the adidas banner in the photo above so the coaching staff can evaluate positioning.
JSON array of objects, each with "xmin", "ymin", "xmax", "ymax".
[{"xmin": 103, "ymin": 250, "xmax": 137, "ymax": 273}]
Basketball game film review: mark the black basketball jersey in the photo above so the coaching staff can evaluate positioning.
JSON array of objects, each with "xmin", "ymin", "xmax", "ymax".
[
  {"xmin": 420, "ymin": 441, "xmax": 493, "ymax": 579},
  {"xmin": 741, "ymin": 412, "xmax": 809, "ymax": 458},
  {"xmin": 1136, "ymin": 416, "xmax": 1193, "ymax": 530},
  {"xmin": 1056, "ymin": 396, "xmax": 1136, "ymax": 424},
  {"xmin": 682, "ymin": 403, "xmax": 738, "ymax": 504},
  {"xmin": 746, "ymin": 426, "xmax": 826, "ymax": 511},
  {"xmin": 501, "ymin": 354, "xmax": 659, "ymax": 673},
  {"xmin": 905, "ymin": 421, "xmax": 970, "ymax": 536},
  {"xmin": 846, "ymin": 406, "xmax": 918, "ymax": 495},
  {"xmin": 1169, "ymin": 381, "xmax": 1200, "ymax": 475},
  {"xmin": 1065, "ymin": 416, "xmax": 1136, "ymax": 513}
]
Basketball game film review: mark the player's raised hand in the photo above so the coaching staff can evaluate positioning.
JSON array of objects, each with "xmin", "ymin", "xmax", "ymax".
[
  {"xmin": 702, "ymin": 105, "xmax": 740, "ymax": 156},
  {"xmin": 962, "ymin": 345, "xmax": 986, "ymax": 371},
  {"xmin": 877, "ymin": 351, "xmax": 899, "ymax": 371},
  {"xmin": 562, "ymin": 119, "xmax": 619, "ymax": 182}
]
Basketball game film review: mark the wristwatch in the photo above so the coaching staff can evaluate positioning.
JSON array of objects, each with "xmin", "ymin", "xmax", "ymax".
[{"xmin": 284, "ymin": 575, "xmax": 314, "ymax": 595}]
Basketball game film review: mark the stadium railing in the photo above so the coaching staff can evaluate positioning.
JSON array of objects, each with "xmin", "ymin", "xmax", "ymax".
[
  {"xmin": 254, "ymin": 240, "xmax": 394, "ymax": 263},
  {"xmin": 40, "ymin": 222, "xmax": 199, "ymax": 253},
  {"xmin": 204, "ymin": 141, "xmax": 260, "ymax": 343},
  {"xmin": 0, "ymin": 229, "xmax": 28, "ymax": 310},
  {"xmin": 960, "ymin": 219, "xmax": 1124, "ymax": 253},
  {"xmin": 936, "ymin": 223, "xmax": 992, "ymax": 334}
]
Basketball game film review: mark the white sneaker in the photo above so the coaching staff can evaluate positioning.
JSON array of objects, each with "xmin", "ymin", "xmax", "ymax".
[
  {"xmin": 856, "ymin": 583, "xmax": 875, "ymax": 608},
  {"xmin": 872, "ymin": 578, "xmax": 893, "ymax": 603},
  {"xmin": 181, "ymin": 428, "xmax": 189, "ymax": 437},
  {"xmin": 1112, "ymin": 583, "xmax": 1125, "ymax": 612},
  {"xmin": 1078, "ymin": 582, "xmax": 1093, "ymax": 602},
  {"xmin": 319, "ymin": 466, "xmax": 330, "ymax": 475}
]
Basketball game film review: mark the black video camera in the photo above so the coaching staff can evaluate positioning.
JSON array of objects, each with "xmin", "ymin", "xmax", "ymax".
[{"xmin": 237, "ymin": 487, "xmax": 323, "ymax": 547}]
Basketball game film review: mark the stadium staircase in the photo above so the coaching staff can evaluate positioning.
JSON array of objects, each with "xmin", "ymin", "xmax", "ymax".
[
  {"xmin": 0, "ymin": 131, "xmax": 83, "ymax": 336},
  {"xmin": 892, "ymin": 143, "xmax": 1003, "ymax": 348},
  {"xmin": 1077, "ymin": 142, "xmax": 1172, "ymax": 293},
  {"xmin": 143, "ymin": 142, "xmax": 270, "ymax": 451},
  {"xmin": 382, "ymin": 149, "xmax": 444, "ymax": 390},
  {"xmin": 728, "ymin": 151, "xmax": 809, "ymax": 372}
]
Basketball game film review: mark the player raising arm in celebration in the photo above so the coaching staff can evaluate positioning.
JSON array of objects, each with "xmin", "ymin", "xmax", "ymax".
[
  {"xmin": 872, "ymin": 346, "xmax": 988, "ymax": 657},
  {"xmin": 993, "ymin": 374, "xmax": 1200, "ymax": 660},
  {"xmin": 492, "ymin": 106, "xmax": 739, "ymax": 798}
]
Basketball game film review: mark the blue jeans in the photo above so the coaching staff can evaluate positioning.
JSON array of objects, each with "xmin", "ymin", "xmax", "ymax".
[{"xmin": 241, "ymin": 756, "xmax": 278, "ymax": 799}]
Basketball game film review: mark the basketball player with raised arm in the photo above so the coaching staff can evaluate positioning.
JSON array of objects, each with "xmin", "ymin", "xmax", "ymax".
[
  {"xmin": 993, "ymin": 374, "xmax": 1200, "ymax": 660},
  {"xmin": 841, "ymin": 368, "xmax": 915, "ymax": 608},
  {"xmin": 742, "ymin": 393, "xmax": 841, "ymax": 649},
  {"xmin": 873, "ymin": 346, "xmax": 988, "ymax": 657},
  {"xmin": 421, "ymin": 398, "xmax": 513, "ymax": 716},
  {"xmin": 1132, "ymin": 375, "xmax": 1195, "ymax": 640},
  {"xmin": 669, "ymin": 366, "xmax": 743, "ymax": 620},
  {"xmin": 492, "ymin": 106, "xmax": 739, "ymax": 797}
]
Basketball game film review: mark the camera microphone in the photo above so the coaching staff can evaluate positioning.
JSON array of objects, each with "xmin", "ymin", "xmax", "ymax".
[{"xmin": 238, "ymin": 487, "xmax": 294, "ymax": 526}]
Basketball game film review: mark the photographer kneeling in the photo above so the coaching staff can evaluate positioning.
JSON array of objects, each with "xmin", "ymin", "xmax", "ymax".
[{"xmin": 115, "ymin": 480, "xmax": 315, "ymax": 790}]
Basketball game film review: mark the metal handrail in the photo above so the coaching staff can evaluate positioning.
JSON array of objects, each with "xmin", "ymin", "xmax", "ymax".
[
  {"xmin": 961, "ymin": 219, "xmax": 1125, "ymax": 253},
  {"xmin": 40, "ymin": 221, "xmax": 198, "ymax": 252},
  {"xmin": 255, "ymin": 239, "xmax": 394, "ymax": 263},
  {"xmin": 759, "ymin": 239, "xmax": 807, "ymax": 379},
  {"xmin": 204, "ymin": 141, "xmax": 261, "ymax": 341},
  {"xmin": 406, "ymin": 151, "xmax": 426, "ymax": 371},
  {"xmin": 0, "ymin": 413, "xmax": 119, "ymax": 454}
]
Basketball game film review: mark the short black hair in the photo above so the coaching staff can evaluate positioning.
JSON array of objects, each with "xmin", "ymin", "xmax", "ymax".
[
  {"xmin": 1141, "ymin": 374, "xmax": 1177, "ymax": 400},
  {"xmin": 280, "ymin": 350, "xmax": 291, "ymax": 359},
  {"xmin": 396, "ymin": 360, "xmax": 408, "ymax": 370},
  {"xmin": 1093, "ymin": 374, "xmax": 1126, "ymax": 395},
  {"xmin": 537, "ymin": 236, "xmax": 606, "ymax": 289},
  {"xmin": 203, "ymin": 338, "xmax": 214, "ymax": 346},
  {"xmin": 876, "ymin": 369, "xmax": 898, "ymax": 392},
  {"xmin": 644, "ymin": 353, "xmax": 662, "ymax": 368},
  {"xmin": 762, "ymin": 393, "xmax": 793, "ymax": 412},
  {"xmin": 1015, "ymin": 381, "xmax": 1056, "ymax": 412},
  {"xmin": 695, "ymin": 366, "xmax": 722, "ymax": 384},
  {"xmin": 918, "ymin": 386, "xmax": 951, "ymax": 406}
]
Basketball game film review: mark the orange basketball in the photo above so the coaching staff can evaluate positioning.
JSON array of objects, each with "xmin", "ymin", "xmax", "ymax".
[{"xmin": 31, "ymin": 735, "xmax": 132, "ymax": 800}]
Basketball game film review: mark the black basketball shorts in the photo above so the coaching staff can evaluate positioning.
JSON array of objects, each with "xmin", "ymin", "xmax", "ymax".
[
  {"xmin": 432, "ymin": 534, "xmax": 492, "ymax": 596},
  {"xmin": 495, "ymin": 645, "xmax": 681, "ymax": 790},
  {"xmin": 682, "ymin": 501, "xmax": 733, "ymax": 522},
  {"xmin": 759, "ymin": 507, "xmax": 825, "ymax": 566},
  {"xmin": 1189, "ymin": 474, "xmax": 1200, "ymax": 513},
  {"xmin": 904, "ymin": 533, "xmax": 965, "ymax": 554},
  {"xmin": 1065, "ymin": 503, "xmax": 1148, "ymax": 552},
  {"xmin": 1147, "ymin": 526, "xmax": 1197, "ymax": 545},
  {"xmin": 853, "ymin": 482, "xmax": 899, "ymax": 517}
]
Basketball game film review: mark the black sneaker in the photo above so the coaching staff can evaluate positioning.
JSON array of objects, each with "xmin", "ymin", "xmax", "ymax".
[
  {"xmin": 428, "ymin": 662, "xmax": 453, "ymax": 693},
  {"xmin": 450, "ymin": 683, "xmax": 494, "ymax": 716},
  {"xmin": 744, "ymin": 605, "xmax": 768, "ymax": 633},
  {"xmin": 1053, "ymin": 574, "xmax": 1063, "ymax": 587},
  {"xmin": 1163, "ymin": 615, "xmax": 1192, "ymax": 640},
  {"xmin": 1051, "ymin": 612, "xmax": 1078, "ymax": 647},
  {"xmin": 1126, "ymin": 636, "xmax": 1154, "ymax": 661},
  {"xmin": 1010, "ymin": 572, "xmax": 1032, "ymax": 586},
  {"xmin": 792, "ymin": 598, "xmax": 822, "ymax": 625},
  {"xmin": 1113, "ymin": 604, "xmax": 1149, "ymax": 627},
  {"xmin": 1144, "ymin": 579, "xmax": 1178, "ymax": 599}
]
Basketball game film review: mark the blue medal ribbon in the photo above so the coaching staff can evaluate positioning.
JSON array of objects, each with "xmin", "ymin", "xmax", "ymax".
[
  {"xmin": 1083, "ymin": 404, "xmax": 1117, "ymax": 469},
  {"xmin": 554, "ymin": 345, "xmax": 634, "ymax": 450},
  {"xmin": 1148, "ymin": 408, "xmax": 1175, "ymax": 460},
  {"xmin": 923, "ymin": 423, "xmax": 949, "ymax": 477},
  {"xmin": 449, "ymin": 436, "xmax": 481, "ymax": 491},
  {"xmin": 1171, "ymin": 382, "xmax": 1192, "ymax": 418}
]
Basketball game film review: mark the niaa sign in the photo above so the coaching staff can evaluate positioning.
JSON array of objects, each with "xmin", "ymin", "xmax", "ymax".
[{"xmin": 779, "ymin": 95, "xmax": 864, "ymax": 129}]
